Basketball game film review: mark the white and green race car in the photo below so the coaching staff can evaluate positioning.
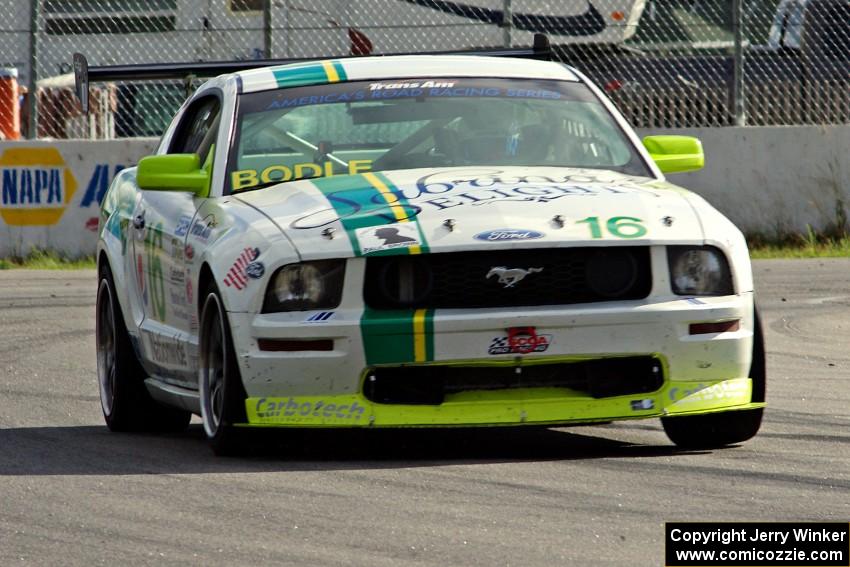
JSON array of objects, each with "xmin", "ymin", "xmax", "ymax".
[{"xmin": 85, "ymin": 42, "xmax": 765, "ymax": 454}]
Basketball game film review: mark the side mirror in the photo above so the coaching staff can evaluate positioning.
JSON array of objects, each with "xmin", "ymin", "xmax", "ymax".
[
  {"xmin": 137, "ymin": 154, "xmax": 209, "ymax": 194},
  {"xmin": 642, "ymin": 135, "xmax": 705, "ymax": 174}
]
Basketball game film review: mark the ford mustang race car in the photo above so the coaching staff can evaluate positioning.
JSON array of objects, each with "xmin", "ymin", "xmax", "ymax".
[{"xmin": 81, "ymin": 38, "xmax": 765, "ymax": 455}]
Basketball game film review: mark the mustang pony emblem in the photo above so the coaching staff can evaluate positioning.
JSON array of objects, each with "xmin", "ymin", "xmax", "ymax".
[{"xmin": 486, "ymin": 266, "xmax": 543, "ymax": 288}]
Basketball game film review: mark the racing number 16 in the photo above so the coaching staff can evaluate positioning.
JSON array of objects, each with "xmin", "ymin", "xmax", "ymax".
[{"xmin": 577, "ymin": 216, "xmax": 647, "ymax": 239}]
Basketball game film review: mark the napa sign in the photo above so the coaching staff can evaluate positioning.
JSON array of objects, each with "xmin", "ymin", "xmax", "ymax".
[
  {"xmin": 0, "ymin": 147, "xmax": 78, "ymax": 226},
  {"xmin": 0, "ymin": 140, "xmax": 156, "ymax": 258}
]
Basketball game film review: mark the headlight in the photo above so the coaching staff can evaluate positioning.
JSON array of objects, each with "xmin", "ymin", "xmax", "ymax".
[
  {"xmin": 262, "ymin": 260, "xmax": 345, "ymax": 312},
  {"xmin": 667, "ymin": 246, "xmax": 733, "ymax": 296}
]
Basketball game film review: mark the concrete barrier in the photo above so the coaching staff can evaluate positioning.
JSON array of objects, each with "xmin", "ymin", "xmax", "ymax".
[
  {"xmin": 0, "ymin": 139, "xmax": 156, "ymax": 258},
  {"xmin": 638, "ymin": 125, "xmax": 850, "ymax": 236},
  {"xmin": 0, "ymin": 126, "xmax": 848, "ymax": 258}
]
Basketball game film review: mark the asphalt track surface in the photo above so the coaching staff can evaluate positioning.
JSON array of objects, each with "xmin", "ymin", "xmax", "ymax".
[{"xmin": 1, "ymin": 259, "xmax": 848, "ymax": 566}]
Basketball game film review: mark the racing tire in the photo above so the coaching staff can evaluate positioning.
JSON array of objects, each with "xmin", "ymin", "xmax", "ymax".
[
  {"xmin": 96, "ymin": 262, "xmax": 192, "ymax": 433},
  {"xmin": 199, "ymin": 283, "xmax": 249, "ymax": 456},
  {"xmin": 661, "ymin": 308, "xmax": 765, "ymax": 449}
]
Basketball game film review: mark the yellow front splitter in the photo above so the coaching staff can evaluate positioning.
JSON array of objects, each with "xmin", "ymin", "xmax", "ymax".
[{"xmin": 242, "ymin": 377, "xmax": 763, "ymax": 428}]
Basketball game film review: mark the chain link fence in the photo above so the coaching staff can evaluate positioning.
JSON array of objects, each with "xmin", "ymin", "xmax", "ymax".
[{"xmin": 0, "ymin": 0, "xmax": 847, "ymax": 139}]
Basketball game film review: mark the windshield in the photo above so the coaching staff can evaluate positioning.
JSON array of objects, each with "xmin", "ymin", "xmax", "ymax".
[{"xmin": 226, "ymin": 77, "xmax": 650, "ymax": 193}]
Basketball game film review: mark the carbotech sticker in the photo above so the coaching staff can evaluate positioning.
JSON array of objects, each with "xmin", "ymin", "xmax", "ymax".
[
  {"xmin": 253, "ymin": 397, "xmax": 366, "ymax": 423},
  {"xmin": 224, "ymin": 247, "xmax": 261, "ymax": 290}
]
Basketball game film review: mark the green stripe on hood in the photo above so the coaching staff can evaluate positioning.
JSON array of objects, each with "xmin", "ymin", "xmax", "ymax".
[{"xmin": 310, "ymin": 172, "xmax": 429, "ymax": 257}]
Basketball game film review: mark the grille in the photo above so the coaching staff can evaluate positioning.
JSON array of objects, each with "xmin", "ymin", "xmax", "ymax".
[
  {"xmin": 363, "ymin": 356, "xmax": 665, "ymax": 405},
  {"xmin": 364, "ymin": 247, "xmax": 652, "ymax": 309}
]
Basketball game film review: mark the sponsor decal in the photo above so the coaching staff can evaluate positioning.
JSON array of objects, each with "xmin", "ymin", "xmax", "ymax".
[
  {"xmin": 169, "ymin": 287, "xmax": 185, "ymax": 306},
  {"xmin": 408, "ymin": 169, "xmax": 656, "ymax": 213},
  {"xmin": 85, "ymin": 216, "xmax": 99, "ymax": 232},
  {"xmin": 486, "ymin": 266, "xmax": 543, "ymax": 288},
  {"xmin": 168, "ymin": 266, "xmax": 184, "ymax": 286},
  {"xmin": 305, "ymin": 311, "xmax": 335, "ymax": 322},
  {"xmin": 300, "ymin": 169, "xmax": 655, "ymax": 240},
  {"xmin": 668, "ymin": 380, "xmax": 750, "ymax": 405},
  {"xmin": 0, "ymin": 147, "xmax": 78, "ymax": 226},
  {"xmin": 488, "ymin": 327, "xmax": 552, "ymax": 355},
  {"xmin": 189, "ymin": 214, "xmax": 216, "ymax": 242},
  {"xmin": 245, "ymin": 261, "xmax": 265, "ymax": 279},
  {"xmin": 136, "ymin": 253, "xmax": 147, "ymax": 305},
  {"xmin": 231, "ymin": 159, "xmax": 373, "ymax": 192},
  {"xmin": 254, "ymin": 397, "xmax": 365, "ymax": 421},
  {"xmin": 169, "ymin": 237, "xmax": 184, "ymax": 262},
  {"xmin": 223, "ymin": 247, "xmax": 261, "ymax": 290},
  {"xmin": 144, "ymin": 222, "xmax": 167, "ymax": 321},
  {"xmin": 265, "ymin": 80, "xmax": 563, "ymax": 113},
  {"xmin": 186, "ymin": 278, "xmax": 193, "ymax": 305},
  {"xmin": 355, "ymin": 223, "xmax": 422, "ymax": 255},
  {"xmin": 474, "ymin": 228, "xmax": 544, "ymax": 242},
  {"xmin": 175, "ymin": 214, "xmax": 192, "ymax": 237},
  {"xmin": 368, "ymin": 80, "xmax": 455, "ymax": 90},
  {"xmin": 631, "ymin": 399, "xmax": 655, "ymax": 411},
  {"xmin": 172, "ymin": 306, "xmax": 190, "ymax": 322},
  {"xmin": 184, "ymin": 243, "xmax": 195, "ymax": 262},
  {"xmin": 145, "ymin": 332, "xmax": 187, "ymax": 367},
  {"xmin": 308, "ymin": 171, "xmax": 428, "ymax": 256}
]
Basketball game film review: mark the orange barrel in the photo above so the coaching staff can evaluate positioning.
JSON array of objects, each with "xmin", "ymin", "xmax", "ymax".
[{"xmin": 0, "ymin": 68, "xmax": 20, "ymax": 140}]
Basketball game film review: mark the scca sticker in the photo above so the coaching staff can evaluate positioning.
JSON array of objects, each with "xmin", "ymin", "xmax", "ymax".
[
  {"xmin": 0, "ymin": 147, "xmax": 78, "ymax": 226},
  {"xmin": 488, "ymin": 327, "xmax": 552, "ymax": 355}
]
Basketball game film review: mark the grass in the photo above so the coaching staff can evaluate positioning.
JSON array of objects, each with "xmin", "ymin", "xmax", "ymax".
[
  {"xmin": 747, "ymin": 231, "xmax": 850, "ymax": 259},
  {"xmin": 0, "ymin": 249, "xmax": 96, "ymax": 270}
]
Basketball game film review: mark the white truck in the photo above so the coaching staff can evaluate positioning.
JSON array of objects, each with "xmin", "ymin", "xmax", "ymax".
[{"xmin": 28, "ymin": 0, "xmax": 648, "ymax": 78}]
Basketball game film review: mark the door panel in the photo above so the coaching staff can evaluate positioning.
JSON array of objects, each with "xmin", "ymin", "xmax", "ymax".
[
  {"xmin": 137, "ymin": 191, "xmax": 198, "ymax": 387},
  {"xmin": 136, "ymin": 93, "xmax": 222, "ymax": 387}
]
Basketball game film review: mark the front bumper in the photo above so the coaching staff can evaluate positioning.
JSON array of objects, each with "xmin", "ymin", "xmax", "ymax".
[{"xmin": 230, "ymin": 292, "xmax": 759, "ymax": 427}]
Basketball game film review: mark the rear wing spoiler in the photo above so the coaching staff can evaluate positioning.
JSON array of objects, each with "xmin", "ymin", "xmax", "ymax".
[{"xmin": 72, "ymin": 34, "xmax": 551, "ymax": 113}]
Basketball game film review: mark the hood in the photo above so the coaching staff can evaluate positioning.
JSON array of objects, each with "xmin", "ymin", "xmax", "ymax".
[{"xmin": 234, "ymin": 166, "xmax": 705, "ymax": 260}]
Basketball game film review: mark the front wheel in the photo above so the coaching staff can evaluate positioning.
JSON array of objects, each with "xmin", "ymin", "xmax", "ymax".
[
  {"xmin": 661, "ymin": 308, "xmax": 766, "ymax": 448},
  {"xmin": 199, "ymin": 284, "xmax": 248, "ymax": 456}
]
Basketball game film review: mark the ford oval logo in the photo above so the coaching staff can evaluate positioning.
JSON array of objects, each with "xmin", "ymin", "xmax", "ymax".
[{"xmin": 474, "ymin": 229, "xmax": 544, "ymax": 242}]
